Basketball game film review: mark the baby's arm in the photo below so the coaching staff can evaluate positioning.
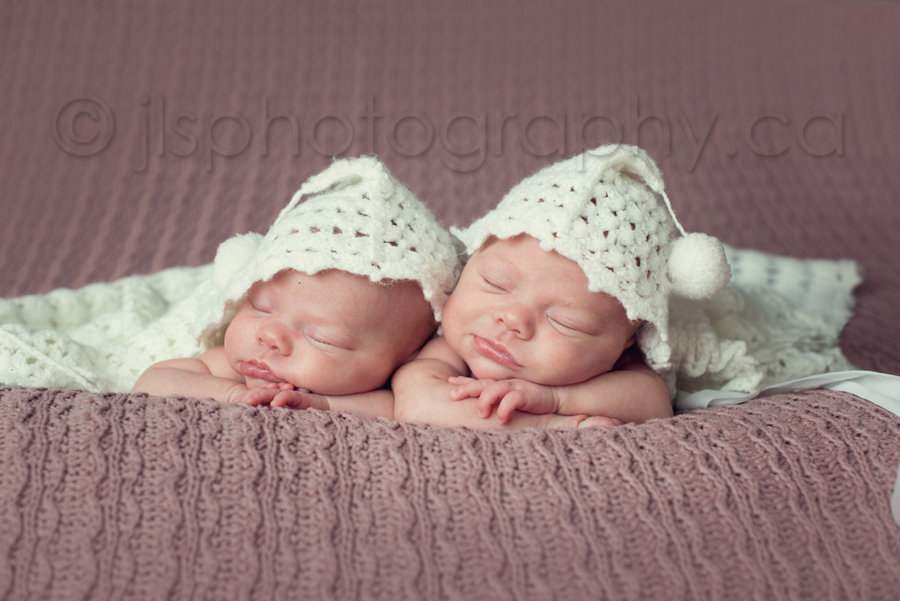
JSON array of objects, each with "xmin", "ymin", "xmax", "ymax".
[
  {"xmin": 261, "ymin": 387, "xmax": 394, "ymax": 419},
  {"xmin": 392, "ymin": 337, "xmax": 592, "ymax": 430},
  {"xmin": 131, "ymin": 346, "xmax": 249, "ymax": 403},
  {"xmin": 555, "ymin": 350, "xmax": 673, "ymax": 422},
  {"xmin": 452, "ymin": 347, "xmax": 673, "ymax": 425},
  {"xmin": 134, "ymin": 349, "xmax": 394, "ymax": 417}
]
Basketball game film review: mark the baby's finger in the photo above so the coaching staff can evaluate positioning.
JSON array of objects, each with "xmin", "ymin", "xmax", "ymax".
[
  {"xmin": 271, "ymin": 391, "xmax": 300, "ymax": 409},
  {"xmin": 233, "ymin": 391, "xmax": 256, "ymax": 406},
  {"xmin": 271, "ymin": 389, "xmax": 313, "ymax": 409},
  {"xmin": 238, "ymin": 389, "xmax": 276, "ymax": 407},
  {"xmin": 272, "ymin": 390, "xmax": 329, "ymax": 411},
  {"xmin": 476, "ymin": 381, "xmax": 513, "ymax": 418},
  {"xmin": 450, "ymin": 379, "xmax": 488, "ymax": 400},
  {"xmin": 579, "ymin": 415, "xmax": 625, "ymax": 428},
  {"xmin": 496, "ymin": 390, "xmax": 528, "ymax": 424},
  {"xmin": 447, "ymin": 376, "xmax": 476, "ymax": 385}
]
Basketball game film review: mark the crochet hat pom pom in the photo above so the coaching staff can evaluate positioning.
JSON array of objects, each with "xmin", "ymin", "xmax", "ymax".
[
  {"xmin": 212, "ymin": 232, "xmax": 264, "ymax": 289},
  {"xmin": 667, "ymin": 233, "xmax": 731, "ymax": 300}
]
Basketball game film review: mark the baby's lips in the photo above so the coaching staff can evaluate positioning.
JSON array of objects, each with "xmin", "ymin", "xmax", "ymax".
[
  {"xmin": 240, "ymin": 361, "xmax": 284, "ymax": 383},
  {"xmin": 472, "ymin": 336, "xmax": 521, "ymax": 370}
]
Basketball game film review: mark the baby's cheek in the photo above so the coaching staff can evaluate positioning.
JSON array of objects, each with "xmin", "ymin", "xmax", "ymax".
[
  {"xmin": 442, "ymin": 331, "xmax": 465, "ymax": 359},
  {"xmin": 538, "ymin": 345, "xmax": 596, "ymax": 385},
  {"xmin": 332, "ymin": 354, "xmax": 393, "ymax": 395},
  {"xmin": 362, "ymin": 359, "xmax": 392, "ymax": 387},
  {"xmin": 442, "ymin": 312, "xmax": 475, "ymax": 355},
  {"xmin": 438, "ymin": 300, "xmax": 467, "ymax": 338}
]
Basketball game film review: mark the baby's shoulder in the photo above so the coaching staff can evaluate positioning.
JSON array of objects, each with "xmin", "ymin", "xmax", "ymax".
[{"xmin": 196, "ymin": 345, "xmax": 240, "ymax": 380}]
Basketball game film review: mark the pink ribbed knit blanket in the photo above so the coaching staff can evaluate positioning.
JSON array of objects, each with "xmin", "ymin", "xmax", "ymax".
[{"xmin": 2, "ymin": 386, "xmax": 899, "ymax": 600}]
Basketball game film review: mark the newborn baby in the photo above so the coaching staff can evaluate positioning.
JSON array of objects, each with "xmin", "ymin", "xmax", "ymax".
[
  {"xmin": 393, "ymin": 145, "xmax": 731, "ymax": 428},
  {"xmin": 133, "ymin": 156, "xmax": 460, "ymax": 418}
]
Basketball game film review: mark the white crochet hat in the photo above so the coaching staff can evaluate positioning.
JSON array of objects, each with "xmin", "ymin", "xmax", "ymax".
[
  {"xmin": 452, "ymin": 144, "xmax": 730, "ymax": 374},
  {"xmin": 194, "ymin": 155, "xmax": 461, "ymax": 347}
]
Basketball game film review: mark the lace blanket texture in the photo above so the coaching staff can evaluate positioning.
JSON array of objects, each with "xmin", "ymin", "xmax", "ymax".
[{"xmin": 0, "ymin": 246, "xmax": 860, "ymax": 394}]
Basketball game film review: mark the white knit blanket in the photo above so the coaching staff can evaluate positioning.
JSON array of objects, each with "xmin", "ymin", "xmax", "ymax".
[
  {"xmin": 671, "ymin": 245, "xmax": 861, "ymax": 393},
  {"xmin": 0, "ymin": 266, "xmax": 213, "ymax": 392},
  {"xmin": 0, "ymin": 246, "xmax": 861, "ymax": 395}
]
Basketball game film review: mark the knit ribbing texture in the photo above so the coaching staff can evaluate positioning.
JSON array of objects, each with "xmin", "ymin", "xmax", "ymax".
[{"xmin": 3, "ymin": 387, "xmax": 899, "ymax": 600}]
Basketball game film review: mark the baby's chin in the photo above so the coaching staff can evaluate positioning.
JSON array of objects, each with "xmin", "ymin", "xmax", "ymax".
[{"xmin": 467, "ymin": 360, "xmax": 523, "ymax": 382}]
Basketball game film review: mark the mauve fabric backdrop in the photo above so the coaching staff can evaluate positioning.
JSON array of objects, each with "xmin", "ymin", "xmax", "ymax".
[{"xmin": 0, "ymin": 0, "xmax": 898, "ymax": 373}]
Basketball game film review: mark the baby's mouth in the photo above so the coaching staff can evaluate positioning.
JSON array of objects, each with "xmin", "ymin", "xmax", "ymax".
[
  {"xmin": 240, "ymin": 361, "xmax": 284, "ymax": 383},
  {"xmin": 472, "ymin": 336, "xmax": 522, "ymax": 370}
]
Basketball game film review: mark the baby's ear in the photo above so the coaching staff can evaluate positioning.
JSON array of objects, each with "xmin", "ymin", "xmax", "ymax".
[{"xmin": 212, "ymin": 232, "xmax": 263, "ymax": 289}]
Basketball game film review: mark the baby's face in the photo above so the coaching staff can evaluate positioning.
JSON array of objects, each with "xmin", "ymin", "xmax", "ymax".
[
  {"xmin": 442, "ymin": 235, "xmax": 637, "ymax": 386},
  {"xmin": 224, "ymin": 269, "xmax": 435, "ymax": 396}
]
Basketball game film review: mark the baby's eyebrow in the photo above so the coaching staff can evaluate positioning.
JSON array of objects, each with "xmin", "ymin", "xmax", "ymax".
[
  {"xmin": 492, "ymin": 253, "xmax": 520, "ymax": 272},
  {"xmin": 478, "ymin": 255, "xmax": 520, "ymax": 283}
]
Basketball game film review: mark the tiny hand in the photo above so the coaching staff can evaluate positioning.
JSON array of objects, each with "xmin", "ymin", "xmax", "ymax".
[
  {"xmin": 448, "ymin": 376, "xmax": 560, "ymax": 425},
  {"xmin": 544, "ymin": 414, "xmax": 625, "ymax": 428},
  {"xmin": 269, "ymin": 389, "xmax": 330, "ymax": 411},
  {"xmin": 231, "ymin": 385, "xmax": 282, "ymax": 407},
  {"xmin": 261, "ymin": 382, "xmax": 299, "ymax": 392},
  {"xmin": 580, "ymin": 415, "xmax": 624, "ymax": 427},
  {"xmin": 448, "ymin": 376, "xmax": 489, "ymax": 399}
]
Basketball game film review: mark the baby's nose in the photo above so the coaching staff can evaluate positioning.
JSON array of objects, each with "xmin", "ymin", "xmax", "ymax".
[
  {"xmin": 259, "ymin": 324, "xmax": 293, "ymax": 355},
  {"xmin": 495, "ymin": 303, "xmax": 534, "ymax": 339}
]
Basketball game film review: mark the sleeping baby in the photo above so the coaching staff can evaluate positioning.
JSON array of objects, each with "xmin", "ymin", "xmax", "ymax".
[
  {"xmin": 393, "ymin": 145, "xmax": 732, "ymax": 428},
  {"xmin": 133, "ymin": 156, "xmax": 461, "ymax": 418}
]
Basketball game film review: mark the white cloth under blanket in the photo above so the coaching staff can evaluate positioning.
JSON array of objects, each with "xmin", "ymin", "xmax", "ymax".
[{"xmin": 0, "ymin": 245, "xmax": 861, "ymax": 395}]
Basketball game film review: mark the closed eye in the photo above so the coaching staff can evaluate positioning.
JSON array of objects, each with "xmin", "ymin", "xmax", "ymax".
[
  {"xmin": 548, "ymin": 316, "xmax": 585, "ymax": 334},
  {"xmin": 305, "ymin": 333, "xmax": 336, "ymax": 347},
  {"xmin": 247, "ymin": 289, "xmax": 274, "ymax": 313},
  {"xmin": 249, "ymin": 299, "xmax": 272, "ymax": 314},
  {"xmin": 305, "ymin": 331, "xmax": 353, "ymax": 350},
  {"xmin": 482, "ymin": 276, "xmax": 509, "ymax": 292}
]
